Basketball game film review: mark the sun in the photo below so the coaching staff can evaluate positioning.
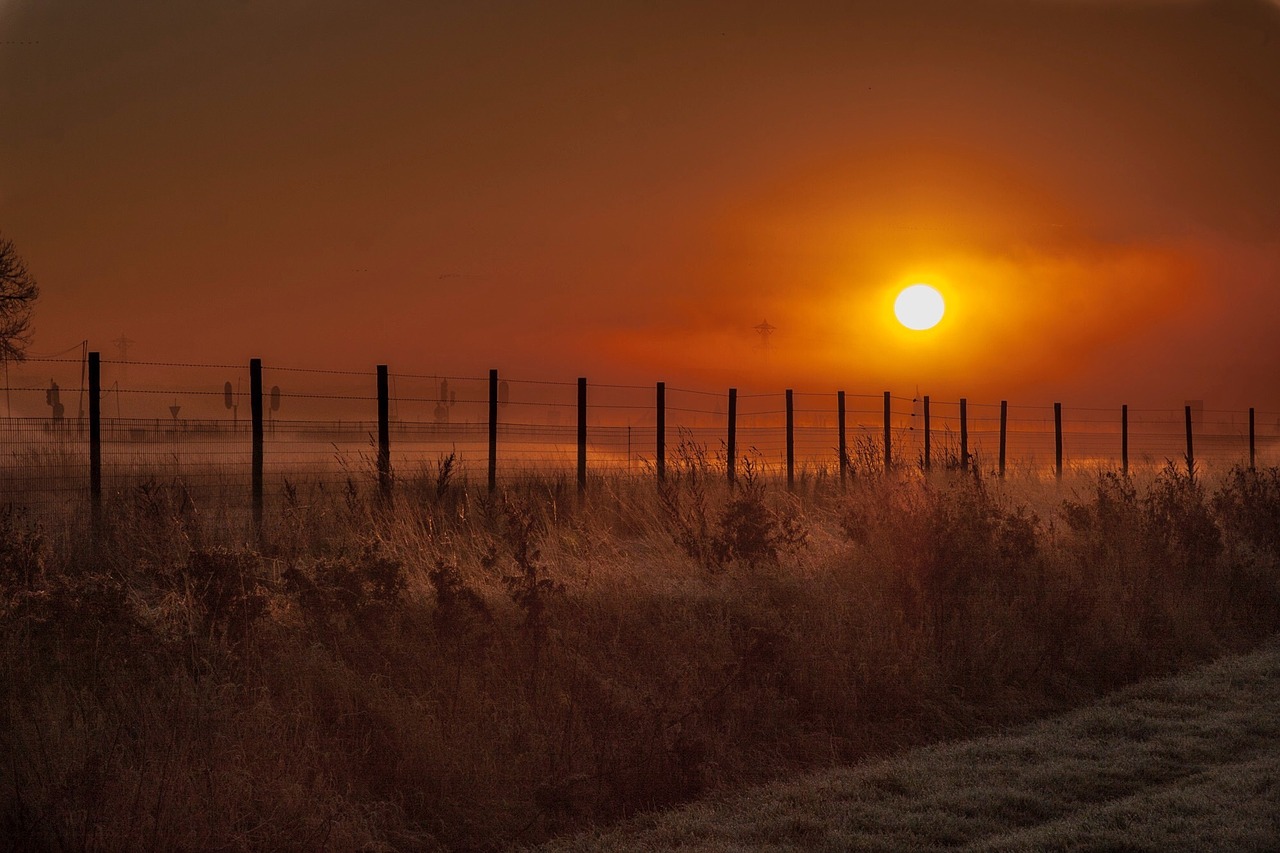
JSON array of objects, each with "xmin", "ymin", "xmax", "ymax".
[{"xmin": 894, "ymin": 284, "xmax": 945, "ymax": 331}]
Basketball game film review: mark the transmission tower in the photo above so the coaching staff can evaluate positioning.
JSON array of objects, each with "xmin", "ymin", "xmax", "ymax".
[
  {"xmin": 113, "ymin": 335, "xmax": 136, "ymax": 362},
  {"xmin": 754, "ymin": 319, "xmax": 776, "ymax": 365},
  {"xmin": 113, "ymin": 334, "xmax": 136, "ymax": 380}
]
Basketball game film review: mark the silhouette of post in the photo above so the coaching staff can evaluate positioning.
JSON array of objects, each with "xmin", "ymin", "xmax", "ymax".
[
  {"xmin": 377, "ymin": 365, "xmax": 391, "ymax": 502},
  {"xmin": 577, "ymin": 377, "xmax": 587, "ymax": 493},
  {"xmin": 1185, "ymin": 404, "xmax": 1194, "ymax": 479},
  {"xmin": 250, "ymin": 358, "xmax": 264, "ymax": 536},
  {"xmin": 785, "ymin": 389, "xmax": 795, "ymax": 491},
  {"xmin": 923, "ymin": 395, "xmax": 932, "ymax": 473},
  {"xmin": 89, "ymin": 351, "xmax": 101, "ymax": 536},
  {"xmin": 1054, "ymin": 402, "xmax": 1063, "ymax": 481},
  {"xmin": 656, "ymin": 382, "xmax": 666, "ymax": 484},
  {"xmin": 488, "ymin": 369, "xmax": 498, "ymax": 491},
  {"xmin": 837, "ymin": 390, "xmax": 847, "ymax": 487},
  {"xmin": 883, "ymin": 391, "xmax": 891, "ymax": 474},
  {"xmin": 1249, "ymin": 407, "xmax": 1256, "ymax": 472},
  {"xmin": 1122, "ymin": 405, "xmax": 1129, "ymax": 476},
  {"xmin": 727, "ymin": 388, "xmax": 737, "ymax": 487},
  {"xmin": 960, "ymin": 398, "xmax": 969, "ymax": 473},
  {"xmin": 999, "ymin": 400, "xmax": 1008, "ymax": 478}
]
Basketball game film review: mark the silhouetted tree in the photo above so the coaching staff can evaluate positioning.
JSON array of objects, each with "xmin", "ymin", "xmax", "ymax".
[{"xmin": 0, "ymin": 233, "xmax": 39, "ymax": 362}]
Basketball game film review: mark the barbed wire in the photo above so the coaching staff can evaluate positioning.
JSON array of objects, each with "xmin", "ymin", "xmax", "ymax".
[{"xmin": 100, "ymin": 359, "xmax": 246, "ymax": 370}]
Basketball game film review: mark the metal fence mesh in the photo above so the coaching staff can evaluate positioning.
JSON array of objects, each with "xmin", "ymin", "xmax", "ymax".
[{"xmin": 3, "ymin": 357, "xmax": 1277, "ymax": 521}]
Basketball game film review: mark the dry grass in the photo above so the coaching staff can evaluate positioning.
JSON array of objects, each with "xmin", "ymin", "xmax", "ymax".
[
  {"xmin": 1, "ymin": 457, "xmax": 1279, "ymax": 851},
  {"xmin": 536, "ymin": 639, "xmax": 1280, "ymax": 852}
]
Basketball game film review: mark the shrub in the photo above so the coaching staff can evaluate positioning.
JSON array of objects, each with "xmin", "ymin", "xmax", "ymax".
[
  {"xmin": 659, "ymin": 444, "xmax": 806, "ymax": 570},
  {"xmin": 1212, "ymin": 465, "xmax": 1280, "ymax": 612},
  {"xmin": 1141, "ymin": 463, "xmax": 1222, "ymax": 585},
  {"xmin": 184, "ymin": 547, "xmax": 270, "ymax": 650},
  {"xmin": 1213, "ymin": 465, "xmax": 1280, "ymax": 559},
  {"xmin": 657, "ymin": 438, "xmax": 722, "ymax": 570},
  {"xmin": 717, "ymin": 458, "xmax": 807, "ymax": 568},
  {"xmin": 283, "ymin": 542, "xmax": 406, "ymax": 637}
]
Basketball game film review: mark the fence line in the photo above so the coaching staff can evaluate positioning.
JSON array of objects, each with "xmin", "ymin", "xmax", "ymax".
[{"xmin": 3, "ymin": 354, "xmax": 1279, "ymax": 527}]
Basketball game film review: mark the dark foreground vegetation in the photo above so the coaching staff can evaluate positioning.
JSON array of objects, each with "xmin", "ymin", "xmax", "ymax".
[
  {"xmin": 3, "ymin": 453, "xmax": 1280, "ymax": 851},
  {"xmin": 539, "ymin": 638, "xmax": 1280, "ymax": 852}
]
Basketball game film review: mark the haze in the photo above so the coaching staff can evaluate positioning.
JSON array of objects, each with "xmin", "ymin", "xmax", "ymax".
[{"xmin": 3, "ymin": 0, "xmax": 1278, "ymax": 408}]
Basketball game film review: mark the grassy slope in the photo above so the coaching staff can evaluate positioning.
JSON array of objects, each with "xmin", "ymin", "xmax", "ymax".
[{"xmin": 538, "ymin": 639, "xmax": 1280, "ymax": 852}]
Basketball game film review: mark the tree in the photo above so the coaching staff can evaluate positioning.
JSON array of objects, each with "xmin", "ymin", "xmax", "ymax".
[{"xmin": 0, "ymin": 233, "xmax": 39, "ymax": 362}]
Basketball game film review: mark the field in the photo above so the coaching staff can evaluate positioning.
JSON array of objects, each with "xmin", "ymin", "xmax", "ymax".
[{"xmin": 2, "ymin": 449, "xmax": 1280, "ymax": 851}]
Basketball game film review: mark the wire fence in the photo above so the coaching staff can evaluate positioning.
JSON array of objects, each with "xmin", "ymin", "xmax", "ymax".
[{"xmin": 3, "ymin": 355, "xmax": 1277, "ymax": 523}]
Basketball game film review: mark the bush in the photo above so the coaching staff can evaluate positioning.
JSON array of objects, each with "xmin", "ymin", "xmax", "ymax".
[
  {"xmin": 659, "ymin": 444, "xmax": 806, "ymax": 570},
  {"xmin": 1213, "ymin": 465, "xmax": 1280, "ymax": 612},
  {"xmin": 1141, "ymin": 463, "xmax": 1222, "ymax": 585}
]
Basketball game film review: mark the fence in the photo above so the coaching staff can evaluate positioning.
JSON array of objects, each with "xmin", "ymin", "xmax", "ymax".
[{"xmin": 2, "ymin": 354, "xmax": 1277, "ymax": 528}]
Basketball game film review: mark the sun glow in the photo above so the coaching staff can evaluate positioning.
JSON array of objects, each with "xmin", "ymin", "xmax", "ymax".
[{"xmin": 894, "ymin": 284, "xmax": 946, "ymax": 330}]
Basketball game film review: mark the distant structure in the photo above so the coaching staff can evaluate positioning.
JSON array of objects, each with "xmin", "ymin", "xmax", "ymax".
[
  {"xmin": 754, "ymin": 319, "xmax": 776, "ymax": 365},
  {"xmin": 434, "ymin": 379, "xmax": 457, "ymax": 424},
  {"xmin": 114, "ymin": 334, "xmax": 136, "ymax": 380}
]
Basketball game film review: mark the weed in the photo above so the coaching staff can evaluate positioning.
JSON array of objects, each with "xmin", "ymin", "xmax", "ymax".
[
  {"xmin": 658, "ymin": 436, "xmax": 722, "ymax": 570},
  {"xmin": 0, "ymin": 506, "xmax": 45, "ymax": 595},
  {"xmin": 1142, "ymin": 462, "xmax": 1222, "ymax": 584},
  {"xmin": 1212, "ymin": 465, "xmax": 1280, "ymax": 611},
  {"xmin": 717, "ymin": 457, "xmax": 807, "ymax": 568},
  {"xmin": 184, "ymin": 547, "xmax": 270, "ymax": 654},
  {"xmin": 1213, "ymin": 465, "xmax": 1280, "ymax": 559},
  {"xmin": 492, "ymin": 495, "xmax": 563, "ymax": 692},
  {"xmin": 435, "ymin": 451, "xmax": 457, "ymax": 499},
  {"xmin": 283, "ymin": 543, "xmax": 406, "ymax": 638},
  {"xmin": 660, "ymin": 441, "xmax": 806, "ymax": 570}
]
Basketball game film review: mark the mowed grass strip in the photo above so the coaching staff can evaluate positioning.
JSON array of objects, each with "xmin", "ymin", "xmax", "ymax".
[{"xmin": 537, "ymin": 639, "xmax": 1280, "ymax": 852}]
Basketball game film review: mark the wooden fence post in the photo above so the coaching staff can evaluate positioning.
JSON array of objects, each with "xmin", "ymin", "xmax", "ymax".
[
  {"xmin": 923, "ymin": 395, "xmax": 931, "ymax": 473},
  {"xmin": 488, "ymin": 369, "xmax": 498, "ymax": 491},
  {"xmin": 837, "ymin": 390, "xmax": 847, "ymax": 487},
  {"xmin": 89, "ymin": 351, "xmax": 101, "ymax": 537},
  {"xmin": 656, "ymin": 381, "xmax": 666, "ymax": 484},
  {"xmin": 1122, "ymin": 404, "xmax": 1129, "ymax": 476},
  {"xmin": 250, "ymin": 358, "xmax": 264, "ymax": 536},
  {"xmin": 960, "ymin": 397, "xmax": 969, "ymax": 472},
  {"xmin": 577, "ymin": 377, "xmax": 587, "ymax": 493},
  {"xmin": 999, "ymin": 400, "xmax": 1008, "ymax": 478},
  {"xmin": 1054, "ymin": 402, "xmax": 1063, "ymax": 481},
  {"xmin": 785, "ymin": 389, "xmax": 795, "ymax": 491},
  {"xmin": 1249, "ymin": 407, "xmax": 1256, "ymax": 472},
  {"xmin": 883, "ymin": 391, "xmax": 891, "ymax": 474},
  {"xmin": 1185, "ymin": 404, "xmax": 1194, "ymax": 478},
  {"xmin": 377, "ymin": 365, "xmax": 391, "ymax": 502},
  {"xmin": 727, "ymin": 388, "xmax": 737, "ymax": 486}
]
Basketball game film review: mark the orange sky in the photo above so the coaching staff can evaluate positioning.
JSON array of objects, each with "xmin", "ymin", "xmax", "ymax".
[{"xmin": 2, "ymin": 0, "xmax": 1279, "ymax": 409}]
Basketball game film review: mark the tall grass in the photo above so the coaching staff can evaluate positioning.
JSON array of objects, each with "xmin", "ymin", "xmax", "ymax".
[{"xmin": 2, "ymin": 458, "xmax": 1279, "ymax": 850}]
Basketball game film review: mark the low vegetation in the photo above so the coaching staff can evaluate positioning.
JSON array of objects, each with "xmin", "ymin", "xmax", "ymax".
[
  {"xmin": 538, "ymin": 637, "xmax": 1280, "ymax": 852},
  {"xmin": 2, "ymin": 454, "xmax": 1279, "ymax": 850}
]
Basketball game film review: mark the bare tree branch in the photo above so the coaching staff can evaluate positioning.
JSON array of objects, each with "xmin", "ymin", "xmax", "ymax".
[{"xmin": 0, "ymin": 233, "xmax": 40, "ymax": 362}]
